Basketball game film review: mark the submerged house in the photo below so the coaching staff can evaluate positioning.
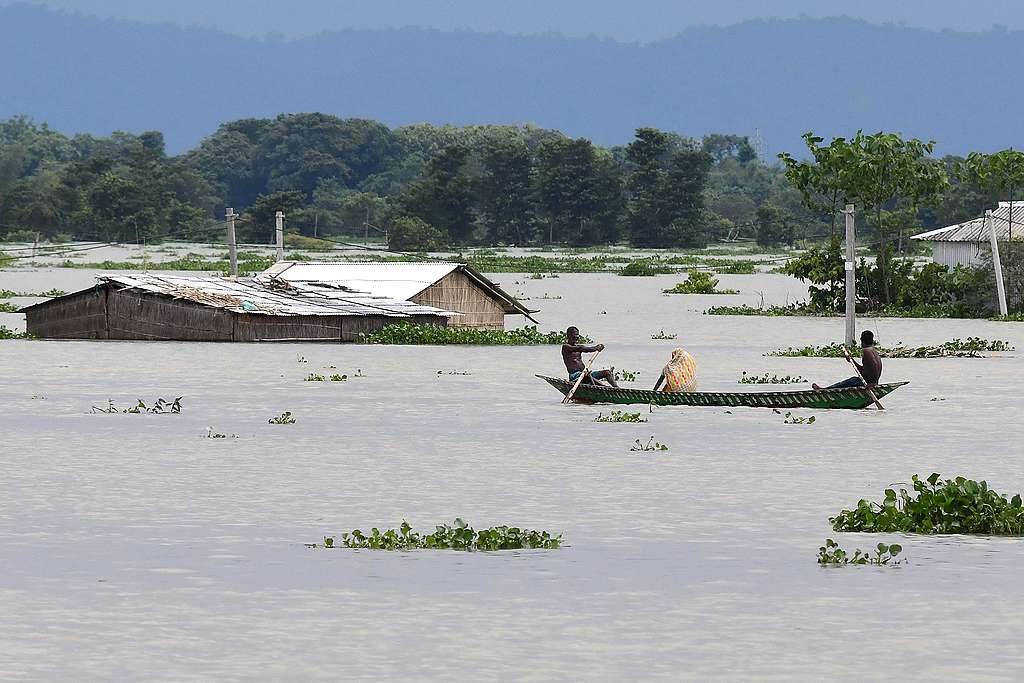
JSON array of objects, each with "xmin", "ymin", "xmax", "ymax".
[
  {"xmin": 911, "ymin": 202, "xmax": 1024, "ymax": 269},
  {"xmin": 21, "ymin": 262, "xmax": 535, "ymax": 341},
  {"xmin": 262, "ymin": 262, "xmax": 536, "ymax": 329}
]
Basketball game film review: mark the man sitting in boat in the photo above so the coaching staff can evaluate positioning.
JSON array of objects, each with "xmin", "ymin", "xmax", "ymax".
[
  {"xmin": 562, "ymin": 326, "xmax": 619, "ymax": 387},
  {"xmin": 812, "ymin": 330, "xmax": 882, "ymax": 390},
  {"xmin": 653, "ymin": 347, "xmax": 698, "ymax": 392}
]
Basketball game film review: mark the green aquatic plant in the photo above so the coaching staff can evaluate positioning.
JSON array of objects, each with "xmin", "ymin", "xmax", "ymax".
[
  {"xmin": 308, "ymin": 518, "xmax": 562, "ymax": 551},
  {"xmin": 437, "ymin": 369, "xmax": 472, "ymax": 375},
  {"xmin": 831, "ymin": 474, "xmax": 1024, "ymax": 535},
  {"xmin": 739, "ymin": 371, "xmax": 807, "ymax": 384},
  {"xmin": 631, "ymin": 437, "xmax": 669, "ymax": 451},
  {"xmin": 304, "ymin": 373, "xmax": 326, "ymax": 381},
  {"xmin": 650, "ymin": 330, "xmax": 677, "ymax": 340},
  {"xmin": 329, "ymin": 374, "xmax": 347, "ymax": 382},
  {"xmin": 704, "ymin": 303, "xmax": 820, "ymax": 316},
  {"xmin": 0, "ymin": 326, "xmax": 34, "ymax": 340},
  {"xmin": 619, "ymin": 259, "xmax": 674, "ymax": 276},
  {"xmin": 767, "ymin": 338, "xmax": 1014, "ymax": 358},
  {"xmin": 782, "ymin": 411, "xmax": 815, "ymax": 425},
  {"xmin": 594, "ymin": 410, "xmax": 647, "ymax": 423},
  {"xmin": 817, "ymin": 539, "xmax": 904, "ymax": 566},
  {"xmin": 0, "ymin": 302, "xmax": 18, "ymax": 313},
  {"xmin": 92, "ymin": 397, "xmax": 182, "ymax": 414},
  {"xmin": 268, "ymin": 411, "xmax": 296, "ymax": 425},
  {"xmin": 206, "ymin": 427, "xmax": 238, "ymax": 439},
  {"xmin": 662, "ymin": 270, "xmax": 738, "ymax": 295},
  {"xmin": 614, "ymin": 369, "xmax": 639, "ymax": 382},
  {"xmin": 357, "ymin": 323, "xmax": 586, "ymax": 345}
]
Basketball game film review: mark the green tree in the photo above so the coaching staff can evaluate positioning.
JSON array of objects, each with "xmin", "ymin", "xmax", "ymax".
[
  {"xmin": 755, "ymin": 203, "xmax": 793, "ymax": 247},
  {"xmin": 387, "ymin": 215, "xmax": 447, "ymax": 251},
  {"xmin": 242, "ymin": 191, "xmax": 306, "ymax": 243},
  {"xmin": 535, "ymin": 137, "xmax": 624, "ymax": 245},
  {"xmin": 399, "ymin": 145, "xmax": 475, "ymax": 243},
  {"xmin": 626, "ymin": 128, "xmax": 712, "ymax": 247},
  {"xmin": 476, "ymin": 139, "xmax": 536, "ymax": 244}
]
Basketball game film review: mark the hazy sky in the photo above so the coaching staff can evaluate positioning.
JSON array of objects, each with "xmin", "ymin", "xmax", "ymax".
[{"xmin": 3, "ymin": 0, "xmax": 1023, "ymax": 40}]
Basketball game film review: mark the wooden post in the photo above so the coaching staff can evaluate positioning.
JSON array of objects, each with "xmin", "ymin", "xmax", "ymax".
[
  {"xmin": 844, "ymin": 203, "xmax": 856, "ymax": 347},
  {"xmin": 988, "ymin": 209, "xmax": 1008, "ymax": 316},
  {"xmin": 275, "ymin": 211, "xmax": 285, "ymax": 262},
  {"xmin": 226, "ymin": 208, "xmax": 238, "ymax": 278}
]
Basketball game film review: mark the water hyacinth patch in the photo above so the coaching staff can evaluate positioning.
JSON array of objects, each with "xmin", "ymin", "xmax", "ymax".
[
  {"xmin": 631, "ymin": 437, "xmax": 669, "ymax": 451},
  {"xmin": 308, "ymin": 519, "xmax": 562, "ymax": 551},
  {"xmin": 619, "ymin": 259, "xmax": 674, "ymax": 276},
  {"xmin": 739, "ymin": 371, "xmax": 807, "ymax": 384},
  {"xmin": 767, "ymin": 338, "xmax": 1014, "ymax": 358},
  {"xmin": 357, "ymin": 323, "xmax": 587, "ymax": 345},
  {"xmin": 92, "ymin": 397, "xmax": 182, "ymax": 414},
  {"xmin": 0, "ymin": 326, "xmax": 34, "ymax": 340},
  {"xmin": 268, "ymin": 411, "xmax": 296, "ymax": 425},
  {"xmin": 817, "ymin": 539, "xmax": 904, "ymax": 566},
  {"xmin": 651, "ymin": 330, "xmax": 677, "ymax": 340},
  {"xmin": 831, "ymin": 473, "xmax": 1024, "ymax": 535},
  {"xmin": 662, "ymin": 270, "xmax": 738, "ymax": 294},
  {"xmin": 593, "ymin": 410, "xmax": 647, "ymax": 423}
]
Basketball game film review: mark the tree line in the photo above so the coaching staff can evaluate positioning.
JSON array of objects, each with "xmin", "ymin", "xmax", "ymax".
[{"xmin": 0, "ymin": 112, "xmax": 1017, "ymax": 253}]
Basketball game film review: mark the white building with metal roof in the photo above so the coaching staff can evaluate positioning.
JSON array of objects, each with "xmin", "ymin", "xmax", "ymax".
[{"xmin": 911, "ymin": 202, "xmax": 1024, "ymax": 268}]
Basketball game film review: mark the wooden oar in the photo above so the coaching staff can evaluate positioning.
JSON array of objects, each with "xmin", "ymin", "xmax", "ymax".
[
  {"xmin": 843, "ymin": 346, "xmax": 885, "ymax": 410},
  {"xmin": 563, "ymin": 349, "xmax": 602, "ymax": 404}
]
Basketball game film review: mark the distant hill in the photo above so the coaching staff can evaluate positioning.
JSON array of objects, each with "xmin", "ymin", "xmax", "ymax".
[{"xmin": 1, "ymin": 5, "xmax": 1020, "ymax": 155}]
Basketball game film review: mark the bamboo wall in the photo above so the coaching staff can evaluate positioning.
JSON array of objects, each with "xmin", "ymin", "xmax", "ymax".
[
  {"xmin": 411, "ymin": 270, "xmax": 505, "ymax": 329},
  {"xmin": 25, "ymin": 286, "xmax": 109, "ymax": 339},
  {"xmin": 26, "ymin": 286, "xmax": 451, "ymax": 342}
]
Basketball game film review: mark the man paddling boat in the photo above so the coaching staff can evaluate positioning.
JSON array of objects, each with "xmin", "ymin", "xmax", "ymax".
[
  {"xmin": 562, "ymin": 326, "xmax": 618, "ymax": 387},
  {"xmin": 812, "ymin": 330, "xmax": 882, "ymax": 390}
]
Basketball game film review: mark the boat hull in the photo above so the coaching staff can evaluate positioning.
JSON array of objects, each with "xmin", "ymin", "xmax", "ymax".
[{"xmin": 537, "ymin": 375, "xmax": 908, "ymax": 409}]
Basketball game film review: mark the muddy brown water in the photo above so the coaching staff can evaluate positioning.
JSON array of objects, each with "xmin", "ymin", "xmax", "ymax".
[{"xmin": 2, "ymin": 259, "xmax": 1023, "ymax": 680}]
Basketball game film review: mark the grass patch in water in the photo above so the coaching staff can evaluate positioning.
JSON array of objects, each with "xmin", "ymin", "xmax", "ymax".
[
  {"xmin": 662, "ymin": 270, "xmax": 738, "ymax": 294},
  {"xmin": 308, "ymin": 518, "xmax": 561, "ymax": 551},
  {"xmin": 594, "ymin": 410, "xmax": 647, "ymax": 423}
]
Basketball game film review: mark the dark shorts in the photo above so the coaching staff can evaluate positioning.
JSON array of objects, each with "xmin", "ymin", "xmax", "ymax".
[{"xmin": 569, "ymin": 370, "xmax": 598, "ymax": 383}]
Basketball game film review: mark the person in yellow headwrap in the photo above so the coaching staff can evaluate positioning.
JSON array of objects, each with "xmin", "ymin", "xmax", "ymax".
[{"xmin": 652, "ymin": 347, "xmax": 697, "ymax": 393}]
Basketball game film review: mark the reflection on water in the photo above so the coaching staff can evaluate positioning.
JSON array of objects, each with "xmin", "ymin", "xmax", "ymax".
[{"xmin": 1, "ymin": 265, "xmax": 1023, "ymax": 679}]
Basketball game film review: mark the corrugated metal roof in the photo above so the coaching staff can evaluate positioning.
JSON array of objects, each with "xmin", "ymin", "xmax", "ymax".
[
  {"xmin": 912, "ymin": 202, "xmax": 1024, "ymax": 242},
  {"xmin": 262, "ymin": 261, "xmax": 538, "ymax": 320},
  {"xmin": 262, "ymin": 262, "xmax": 460, "ymax": 300},
  {"xmin": 93, "ymin": 274, "xmax": 456, "ymax": 318}
]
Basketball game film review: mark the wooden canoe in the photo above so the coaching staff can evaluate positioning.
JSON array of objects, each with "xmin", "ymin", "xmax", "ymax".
[{"xmin": 537, "ymin": 375, "xmax": 908, "ymax": 409}]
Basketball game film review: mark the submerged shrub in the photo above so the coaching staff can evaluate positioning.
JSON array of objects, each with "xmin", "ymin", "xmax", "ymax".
[
  {"xmin": 594, "ymin": 410, "xmax": 647, "ymax": 423},
  {"xmin": 831, "ymin": 473, "xmax": 1024, "ymax": 535},
  {"xmin": 662, "ymin": 270, "xmax": 738, "ymax": 294},
  {"xmin": 619, "ymin": 259, "xmax": 674, "ymax": 276},
  {"xmin": 0, "ymin": 326, "xmax": 33, "ymax": 340},
  {"xmin": 309, "ymin": 518, "xmax": 561, "ymax": 551},
  {"xmin": 767, "ymin": 338, "xmax": 1013, "ymax": 358}
]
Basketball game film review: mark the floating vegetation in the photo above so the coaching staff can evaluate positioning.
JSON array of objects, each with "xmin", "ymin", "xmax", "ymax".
[
  {"xmin": 780, "ymin": 411, "xmax": 816, "ymax": 425},
  {"xmin": 268, "ymin": 411, "xmax": 296, "ymax": 425},
  {"xmin": 662, "ymin": 270, "xmax": 738, "ymax": 294},
  {"xmin": 0, "ymin": 326, "xmax": 33, "ymax": 340},
  {"xmin": 206, "ymin": 427, "xmax": 238, "ymax": 439},
  {"xmin": 308, "ymin": 518, "xmax": 562, "ymax": 551},
  {"xmin": 594, "ymin": 410, "xmax": 647, "ymax": 423},
  {"xmin": 817, "ymin": 539, "xmax": 904, "ymax": 566},
  {"xmin": 296, "ymin": 354, "xmax": 308, "ymax": 363},
  {"xmin": 535, "ymin": 294, "xmax": 563, "ymax": 300},
  {"xmin": 739, "ymin": 371, "xmax": 807, "ymax": 384},
  {"xmin": 767, "ymin": 338, "xmax": 1014, "ymax": 358},
  {"xmin": 619, "ymin": 259, "xmax": 674, "ymax": 276},
  {"xmin": 631, "ymin": 436, "xmax": 669, "ymax": 451},
  {"xmin": 304, "ymin": 373, "xmax": 326, "ymax": 381},
  {"xmin": 651, "ymin": 330, "xmax": 677, "ymax": 340},
  {"xmin": 614, "ymin": 369, "xmax": 639, "ymax": 382},
  {"xmin": 713, "ymin": 260, "xmax": 757, "ymax": 275},
  {"xmin": 831, "ymin": 474, "xmax": 1024, "ymax": 535},
  {"xmin": 0, "ymin": 302, "xmax": 18, "ymax": 312},
  {"xmin": 437, "ymin": 370, "xmax": 472, "ymax": 375},
  {"xmin": 357, "ymin": 322, "xmax": 585, "ymax": 345},
  {"xmin": 329, "ymin": 374, "xmax": 348, "ymax": 382},
  {"xmin": 930, "ymin": 397, "xmax": 947, "ymax": 402},
  {"xmin": 463, "ymin": 254, "xmax": 615, "ymax": 273},
  {"xmin": 54, "ymin": 255, "xmax": 274, "ymax": 274},
  {"xmin": 92, "ymin": 397, "xmax": 182, "ymax": 414},
  {"xmin": 705, "ymin": 303, "xmax": 819, "ymax": 316}
]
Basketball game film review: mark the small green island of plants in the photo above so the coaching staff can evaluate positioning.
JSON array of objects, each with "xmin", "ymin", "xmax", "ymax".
[
  {"xmin": 594, "ymin": 410, "xmax": 647, "ymax": 423},
  {"xmin": 817, "ymin": 539, "xmax": 904, "ymax": 566},
  {"xmin": 308, "ymin": 519, "xmax": 562, "ymax": 551},
  {"xmin": 831, "ymin": 473, "xmax": 1024, "ymax": 535},
  {"xmin": 767, "ymin": 337, "xmax": 1013, "ymax": 358},
  {"xmin": 662, "ymin": 270, "xmax": 738, "ymax": 294}
]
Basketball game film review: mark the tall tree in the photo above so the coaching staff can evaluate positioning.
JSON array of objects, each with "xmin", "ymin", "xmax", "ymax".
[
  {"xmin": 476, "ymin": 139, "xmax": 536, "ymax": 245},
  {"xmin": 535, "ymin": 137, "xmax": 623, "ymax": 245},
  {"xmin": 399, "ymin": 145, "xmax": 474, "ymax": 243}
]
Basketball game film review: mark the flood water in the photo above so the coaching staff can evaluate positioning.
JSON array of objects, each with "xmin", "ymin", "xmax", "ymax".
[{"xmin": 2, "ymin": 254, "xmax": 1024, "ymax": 680}]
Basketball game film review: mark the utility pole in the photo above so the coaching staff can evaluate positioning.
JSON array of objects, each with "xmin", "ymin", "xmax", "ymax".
[
  {"xmin": 275, "ymin": 211, "xmax": 285, "ymax": 262},
  {"xmin": 844, "ymin": 204, "xmax": 857, "ymax": 347},
  {"xmin": 988, "ymin": 209, "xmax": 1009, "ymax": 316},
  {"xmin": 226, "ymin": 207, "xmax": 238, "ymax": 278}
]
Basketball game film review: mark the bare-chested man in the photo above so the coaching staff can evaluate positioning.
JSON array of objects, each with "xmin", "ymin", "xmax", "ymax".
[
  {"xmin": 813, "ymin": 329, "xmax": 882, "ymax": 390},
  {"xmin": 562, "ymin": 326, "xmax": 618, "ymax": 387}
]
